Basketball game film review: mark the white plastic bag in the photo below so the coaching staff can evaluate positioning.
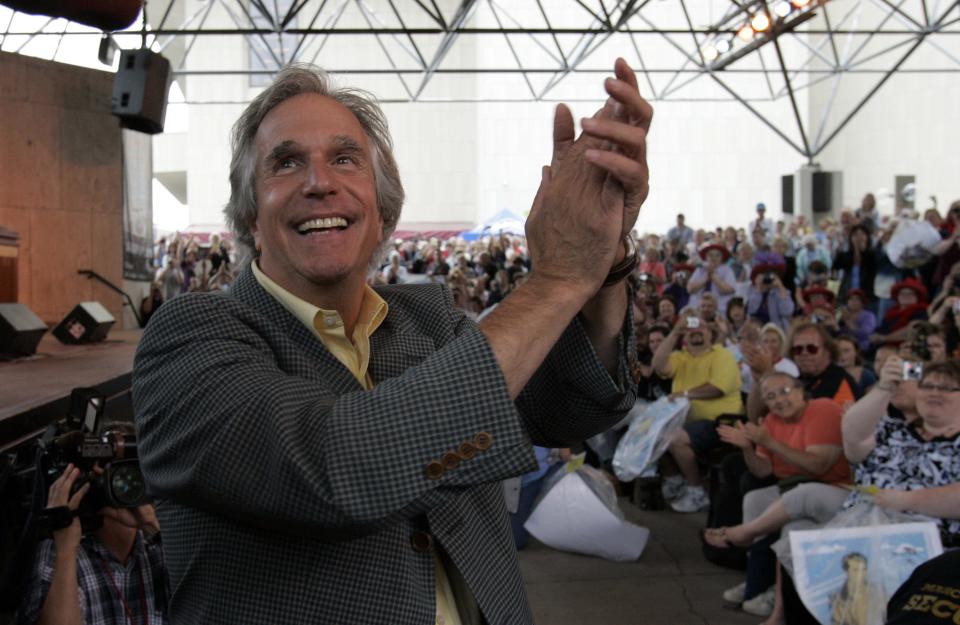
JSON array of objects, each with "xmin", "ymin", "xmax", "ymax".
[
  {"xmin": 885, "ymin": 219, "xmax": 942, "ymax": 268},
  {"xmin": 523, "ymin": 464, "xmax": 649, "ymax": 561},
  {"xmin": 585, "ymin": 402, "xmax": 644, "ymax": 462},
  {"xmin": 787, "ymin": 503, "xmax": 944, "ymax": 625},
  {"xmin": 611, "ymin": 397, "xmax": 690, "ymax": 481}
]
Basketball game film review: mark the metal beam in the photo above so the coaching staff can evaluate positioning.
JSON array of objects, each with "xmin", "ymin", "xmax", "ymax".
[
  {"xmin": 413, "ymin": 0, "xmax": 480, "ymax": 99},
  {"xmin": 813, "ymin": 33, "xmax": 929, "ymax": 155}
]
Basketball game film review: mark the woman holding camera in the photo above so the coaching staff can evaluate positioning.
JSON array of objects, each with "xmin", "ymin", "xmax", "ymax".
[
  {"xmin": 746, "ymin": 263, "xmax": 795, "ymax": 332},
  {"xmin": 638, "ymin": 246, "xmax": 667, "ymax": 294},
  {"xmin": 841, "ymin": 357, "xmax": 960, "ymax": 547}
]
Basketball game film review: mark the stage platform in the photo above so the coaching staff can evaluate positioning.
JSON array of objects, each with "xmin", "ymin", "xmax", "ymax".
[{"xmin": 0, "ymin": 329, "xmax": 142, "ymax": 450}]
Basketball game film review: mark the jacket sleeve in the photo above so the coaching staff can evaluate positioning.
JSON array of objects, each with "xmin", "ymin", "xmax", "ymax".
[
  {"xmin": 774, "ymin": 288, "xmax": 795, "ymax": 317},
  {"xmin": 513, "ymin": 306, "xmax": 637, "ymax": 448},
  {"xmin": 133, "ymin": 293, "xmax": 538, "ymax": 539}
]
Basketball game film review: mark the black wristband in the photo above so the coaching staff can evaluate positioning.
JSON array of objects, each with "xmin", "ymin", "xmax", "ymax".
[
  {"xmin": 37, "ymin": 506, "xmax": 75, "ymax": 532},
  {"xmin": 603, "ymin": 235, "xmax": 638, "ymax": 287}
]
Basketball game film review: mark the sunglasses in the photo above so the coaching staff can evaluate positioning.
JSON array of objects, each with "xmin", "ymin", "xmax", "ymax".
[
  {"xmin": 792, "ymin": 343, "xmax": 821, "ymax": 356},
  {"xmin": 917, "ymin": 383, "xmax": 960, "ymax": 393}
]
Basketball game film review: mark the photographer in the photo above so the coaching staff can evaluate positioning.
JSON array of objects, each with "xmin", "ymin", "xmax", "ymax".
[
  {"xmin": 898, "ymin": 321, "xmax": 948, "ymax": 364},
  {"xmin": 18, "ymin": 464, "xmax": 167, "ymax": 625},
  {"xmin": 638, "ymin": 246, "xmax": 667, "ymax": 294},
  {"xmin": 664, "ymin": 262, "xmax": 694, "ymax": 310},
  {"xmin": 652, "ymin": 312, "xmax": 744, "ymax": 513},
  {"xmin": 746, "ymin": 262, "xmax": 794, "ymax": 332}
]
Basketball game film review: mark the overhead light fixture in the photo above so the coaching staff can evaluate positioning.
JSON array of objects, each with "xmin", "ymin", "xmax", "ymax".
[
  {"xmin": 774, "ymin": 1, "xmax": 793, "ymax": 17},
  {"xmin": 716, "ymin": 38, "xmax": 732, "ymax": 53},
  {"xmin": 792, "ymin": 0, "xmax": 812, "ymax": 7},
  {"xmin": 702, "ymin": 44, "xmax": 719, "ymax": 61},
  {"xmin": 712, "ymin": 8, "xmax": 819, "ymax": 70},
  {"xmin": 751, "ymin": 12, "xmax": 771, "ymax": 31}
]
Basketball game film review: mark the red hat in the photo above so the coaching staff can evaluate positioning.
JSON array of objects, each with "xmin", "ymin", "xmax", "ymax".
[
  {"xmin": 750, "ymin": 263, "xmax": 786, "ymax": 281},
  {"xmin": 891, "ymin": 278, "xmax": 928, "ymax": 303},
  {"xmin": 802, "ymin": 286, "xmax": 836, "ymax": 304},
  {"xmin": 847, "ymin": 288, "xmax": 869, "ymax": 302},
  {"xmin": 698, "ymin": 243, "xmax": 731, "ymax": 262}
]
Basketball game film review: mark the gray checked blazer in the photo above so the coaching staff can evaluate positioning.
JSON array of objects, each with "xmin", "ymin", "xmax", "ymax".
[{"xmin": 132, "ymin": 264, "xmax": 635, "ymax": 624}]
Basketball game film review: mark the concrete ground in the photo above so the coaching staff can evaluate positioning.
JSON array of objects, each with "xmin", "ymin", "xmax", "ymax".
[{"xmin": 519, "ymin": 499, "xmax": 762, "ymax": 625}]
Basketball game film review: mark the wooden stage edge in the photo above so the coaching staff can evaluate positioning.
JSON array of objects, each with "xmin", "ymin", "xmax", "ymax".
[{"xmin": 0, "ymin": 330, "xmax": 142, "ymax": 451}]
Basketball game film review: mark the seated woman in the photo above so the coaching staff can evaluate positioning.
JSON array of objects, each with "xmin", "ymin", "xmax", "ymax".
[
  {"xmin": 633, "ymin": 324, "xmax": 673, "ymax": 401},
  {"xmin": 767, "ymin": 355, "xmax": 958, "ymax": 624},
  {"xmin": 726, "ymin": 296, "xmax": 748, "ymax": 342},
  {"xmin": 871, "ymin": 278, "xmax": 929, "ymax": 347},
  {"xmin": 656, "ymin": 294, "xmax": 678, "ymax": 327},
  {"xmin": 703, "ymin": 372, "xmax": 850, "ymax": 619},
  {"xmin": 737, "ymin": 323, "xmax": 800, "ymax": 396},
  {"xmin": 835, "ymin": 335, "xmax": 877, "ymax": 396},
  {"xmin": 837, "ymin": 288, "xmax": 877, "ymax": 353},
  {"xmin": 799, "ymin": 285, "xmax": 836, "ymax": 320},
  {"xmin": 840, "ymin": 358, "xmax": 960, "ymax": 549}
]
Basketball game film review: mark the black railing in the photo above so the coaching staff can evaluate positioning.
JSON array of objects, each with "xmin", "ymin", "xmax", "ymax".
[{"xmin": 77, "ymin": 269, "xmax": 143, "ymax": 328}]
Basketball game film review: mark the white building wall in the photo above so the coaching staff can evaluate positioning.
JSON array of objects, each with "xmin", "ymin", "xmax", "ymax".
[{"xmin": 806, "ymin": 0, "xmax": 960, "ymax": 214}]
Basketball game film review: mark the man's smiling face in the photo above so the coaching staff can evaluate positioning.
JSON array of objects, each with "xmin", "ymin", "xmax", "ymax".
[{"xmin": 251, "ymin": 93, "xmax": 383, "ymax": 295}]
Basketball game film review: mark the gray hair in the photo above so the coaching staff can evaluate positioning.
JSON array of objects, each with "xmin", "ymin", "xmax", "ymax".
[{"xmin": 224, "ymin": 64, "xmax": 404, "ymax": 260}]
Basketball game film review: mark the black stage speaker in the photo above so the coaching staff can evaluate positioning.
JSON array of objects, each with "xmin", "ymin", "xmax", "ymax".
[
  {"xmin": 53, "ymin": 302, "xmax": 115, "ymax": 345},
  {"xmin": 812, "ymin": 172, "xmax": 834, "ymax": 213},
  {"xmin": 0, "ymin": 303, "xmax": 47, "ymax": 357},
  {"xmin": 781, "ymin": 174, "xmax": 794, "ymax": 215},
  {"xmin": 111, "ymin": 49, "xmax": 171, "ymax": 135}
]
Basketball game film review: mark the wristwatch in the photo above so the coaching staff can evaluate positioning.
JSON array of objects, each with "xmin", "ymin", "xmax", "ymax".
[{"xmin": 603, "ymin": 235, "xmax": 639, "ymax": 287}]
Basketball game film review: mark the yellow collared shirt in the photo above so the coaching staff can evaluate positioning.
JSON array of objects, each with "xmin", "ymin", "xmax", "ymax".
[
  {"xmin": 252, "ymin": 261, "xmax": 387, "ymax": 387},
  {"xmin": 252, "ymin": 262, "xmax": 462, "ymax": 625}
]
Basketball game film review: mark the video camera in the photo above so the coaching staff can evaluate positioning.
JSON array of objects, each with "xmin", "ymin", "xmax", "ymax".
[
  {"xmin": 39, "ymin": 388, "xmax": 148, "ymax": 517},
  {"xmin": 0, "ymin": 387, "xmax": 148, "ymax": 611}
]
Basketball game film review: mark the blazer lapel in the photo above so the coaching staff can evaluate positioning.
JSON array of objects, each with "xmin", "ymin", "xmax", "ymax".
[
  {"xmin": 229, "ymin": 264, "xmax": 362, "ymax": 394},
  {"xmin": 369, "ymin": 294, "xmax": 436, "ymax": 383}
]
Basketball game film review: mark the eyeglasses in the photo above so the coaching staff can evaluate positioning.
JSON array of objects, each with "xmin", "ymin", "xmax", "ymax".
[
  {"xmin": 763, "ymin": 386, "xmax": 797, "ymax": 402},
  {"xmin": 917, "ymin": 383, "xmax": 960, "ymax": 393},
  {"xmin": 792, "ymin": 343, "xmax": 821, "ymax": 356}
]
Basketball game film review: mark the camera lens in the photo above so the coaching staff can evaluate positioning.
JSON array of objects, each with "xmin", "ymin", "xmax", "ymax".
[{"xmin": 109, "ymin": 463, "xmax": 146, "ymax": 507}]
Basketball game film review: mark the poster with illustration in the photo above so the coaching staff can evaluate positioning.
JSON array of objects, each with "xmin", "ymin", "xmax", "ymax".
[{"xmin": 791, "ymin": 522, "xmax": 943, "ymax": 625}]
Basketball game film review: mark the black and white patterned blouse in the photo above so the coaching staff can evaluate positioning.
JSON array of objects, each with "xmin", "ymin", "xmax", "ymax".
[{"xmin": 845, "ymin": 413, "xmax": 960, "ymax": 545}]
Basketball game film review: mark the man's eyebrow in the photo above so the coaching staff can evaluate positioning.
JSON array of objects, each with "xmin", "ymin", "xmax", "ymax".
[
  {"xmin": 264, "ymin": 140, "xmax": 300, "ymax": 164},
  {"xmin": 332, "ymin": 134, "xmax": 364, "ymax": 152}
]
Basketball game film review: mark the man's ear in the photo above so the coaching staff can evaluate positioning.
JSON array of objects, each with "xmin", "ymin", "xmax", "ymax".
[{"xmin": 250, "ymin": 218, "xmax": 261, "ymax": 252}]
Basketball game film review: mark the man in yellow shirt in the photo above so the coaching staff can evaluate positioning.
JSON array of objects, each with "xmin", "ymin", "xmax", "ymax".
[{"xmin": 652, "ymin": 313, "xmax": 744, "ymax": 512}]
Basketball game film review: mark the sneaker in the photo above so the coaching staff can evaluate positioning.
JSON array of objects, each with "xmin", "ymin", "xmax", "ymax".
[
  {"xmin": 741, "ymin": 587, "xmax": 775, "ymax": 617},
  {"xmin": 661, "ymin": 475, "xmax": 686, "ymax": 501},
  {"xmin": 670, "ymin": 486, "xmax": 709, "ymax": 513},
  {"xmin": 722, "ymin": 582, "xmax": 746, "ymax": 604}
]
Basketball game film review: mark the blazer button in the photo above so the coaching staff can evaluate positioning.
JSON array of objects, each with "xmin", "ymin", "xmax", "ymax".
[
  {"xmin": 457, "ymin": 442, "xmax": 477, "ymax": 460},
  {"xmin": 474, "ymin": 431, "xmax": 493, "ymax": 451},
  {"xmin": 425, "ymin": 461, "xmax": 445, "ymax": 480},
  {"xmin": 410, "ymin": 531, "xmax": 433, "ymax": 553},
  {"xmin": 441, "ymin": 452, "xmax": 461, "ymax": 470}
]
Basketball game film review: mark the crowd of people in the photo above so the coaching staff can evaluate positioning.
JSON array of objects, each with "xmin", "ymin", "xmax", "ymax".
[
  {"xmin": 372, "ymin": 195, "xmax": 959, "ymax": 624},
  {"xmin": 104, "ymin": 193, "xmax": 960, "ymax": 625},
  {"xmin": 139, "ymin": 232, "xmax": 237, "ymax": 326}
]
